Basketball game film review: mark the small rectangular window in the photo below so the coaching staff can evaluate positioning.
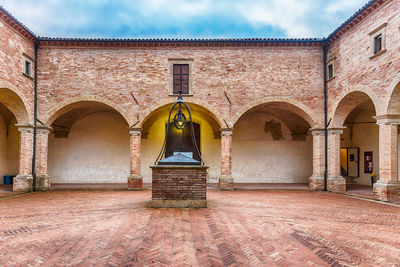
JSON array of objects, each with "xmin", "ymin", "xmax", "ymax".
[
  {"xmin": 327, "ymin": 64, "xmax": 333, "ymax": 79},
  {"xmin": 173, "ymin": 64, "xmax": 189, "ymax": 94},
  {"xmin": 374, "ymin": 34, "xmax": 382, "ymax": 54},
  {"xmin": 24, "ymin": 60, "xmax": 31, "ymax": 76}
]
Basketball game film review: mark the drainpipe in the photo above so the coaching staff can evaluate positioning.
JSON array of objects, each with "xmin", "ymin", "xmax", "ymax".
[
  {"xmin": 32, "ymin": 40, "xmax": 38, "ymax": 191},
  {"xmin": 323, "ymin": 43, "xmax": 328, "ymax": 191}
]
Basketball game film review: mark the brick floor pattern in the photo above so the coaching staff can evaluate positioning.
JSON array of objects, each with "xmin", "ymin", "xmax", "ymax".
[{"xmin": 0, "ymin": 190, "xmax": 399, "ymax": 266}]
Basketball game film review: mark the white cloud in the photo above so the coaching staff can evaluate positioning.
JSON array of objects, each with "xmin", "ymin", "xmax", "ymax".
[
  {"xmin": 0, "ymin": 0, "xmax": 371, "ymax": 38},
  {"xmin": 324, "ymin": 0, "xmax": 367, "ymax": 15},
  {"xmin": 236, "ymin": 0, "xmax": 314, "ymax": 37}
]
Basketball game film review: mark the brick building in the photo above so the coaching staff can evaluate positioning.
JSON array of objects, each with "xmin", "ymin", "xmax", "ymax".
[{"xmin": 0, "ymin": 0, "xmax": 399, "ymax": 203}]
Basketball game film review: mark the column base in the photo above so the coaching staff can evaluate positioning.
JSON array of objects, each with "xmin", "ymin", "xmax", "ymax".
[
  {"xmin": 373, "ymin": 181, "xmax": 400, "ymax": 204},
  {"xmin": 128, "ymin": 174, "xmax": 143, "ymax": 190},
  {"xmin": 35, "ymin": 174, "xmax": 51, "ymax": 191},
  {"xmin": 13, "ymin": 174, "xmax": 33, "ymax": 192},
  {"xmin": 309, "ymin": 175, "xmax": 325, "ymax": 191},
  {"xmin": 219, "ymin": 175, "xmax": 234, "ymax": 190},
  {"xmin": 327, "ymin": 176, "xmax": 346, "ymax": 193}
]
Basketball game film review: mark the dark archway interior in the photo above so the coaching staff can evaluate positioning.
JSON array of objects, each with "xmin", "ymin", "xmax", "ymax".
[{"xmin": 340, "ymin": 97, "xmax": 377, "ymax": 188}]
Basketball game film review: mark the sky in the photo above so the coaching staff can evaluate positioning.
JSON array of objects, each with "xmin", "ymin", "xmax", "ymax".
[{"xmin": 0, "ymin": 0, "xmax": 369, "ymax": 39}]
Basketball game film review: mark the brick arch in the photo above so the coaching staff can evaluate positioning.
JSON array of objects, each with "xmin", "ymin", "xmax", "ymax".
[
  {"xmin": 0, "ymin": 80, "xmax": 31, "ymax": 124},
  {"xmin": 386, "ymin": 74, "xmax": 400, "ymax": 114},
  {"xmin": 331, "ymin": 85, "xmax": 380, "ymax": 127},
  {"xmin": 231, "ymin": 97, "xmax": 318, "ymax": 128},
  {"xmin": 44, "ymin": 95, "xmax": 132, "ymax": 126},
  {"xmin": 139, "ymin": 98, "xmax": 225, "ymax": 129}
]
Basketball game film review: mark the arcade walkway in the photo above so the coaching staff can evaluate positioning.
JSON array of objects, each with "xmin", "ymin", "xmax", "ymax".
[{"xmin": 0, "ymin": 190, "xmax": 399, "ymax": 266}]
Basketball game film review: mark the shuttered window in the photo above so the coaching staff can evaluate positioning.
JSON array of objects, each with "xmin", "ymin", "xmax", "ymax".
[{"xmin": 173, "ymin": 64, "xmax": 189, "ymax": 94}]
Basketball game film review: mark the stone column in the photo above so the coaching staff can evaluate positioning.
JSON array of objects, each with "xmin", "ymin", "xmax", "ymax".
[
  {"xmin": 327, "ymin": 127, "xmax": 346, "ymax": 193},
  {"xmin": 128, "ymin": 128, "xmax": 143, "ymax": 190},
  {"xmin": 309, "ymin": 128, "xmax": 325, "ymax": 190},
  {"xmin": 373, "ymin": 115, "xmax": 400, "ymax": 203},
  {"xmin": 13, "ymin": 124, "xmax": 34, "ymax": 192},
  {"xmin": 219, "ymin": 128, "xmax": 234, "ymax": 190},
  {"xmin": 35, "ymin": 126, "xmax": 52, "ymax": 191}
]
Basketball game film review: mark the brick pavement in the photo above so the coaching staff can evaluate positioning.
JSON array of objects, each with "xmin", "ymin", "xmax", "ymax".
[{"xmin": 0, "ymin": 190, "xmax": 399, "ymax": 266}]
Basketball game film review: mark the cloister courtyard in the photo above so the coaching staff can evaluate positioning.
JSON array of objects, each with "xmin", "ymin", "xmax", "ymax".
[{"xmin": 0, "ymin": 189, "xmax": 399, "ymax": 266}]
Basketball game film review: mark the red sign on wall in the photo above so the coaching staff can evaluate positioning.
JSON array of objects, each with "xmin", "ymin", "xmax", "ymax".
[{"xmin": 364, "ymin": 151, "xmax": 373, "ymax": 173}]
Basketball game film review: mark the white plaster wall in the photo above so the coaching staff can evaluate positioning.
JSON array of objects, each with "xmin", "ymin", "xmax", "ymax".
[
  {"xmin": 142, "ymin": 114, "xmax": 220, "ymax": 183},
  {"xmin": 232, "ymin": 112, "xmax": 312, "ymax": 183},
  {"xmin": 0, "ymin": 115, "xmax": 19, "ymax": 184},
  {"xmin": 48, "ymin": 112, "xmax": 130, "ymax": 183},
  {"xmin": 340, "ymin": 112, "xmax": 379, "ymax": 185}
]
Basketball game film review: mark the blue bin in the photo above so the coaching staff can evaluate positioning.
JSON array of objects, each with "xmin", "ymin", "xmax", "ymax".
[
  {"xmin": 10, "ymin": 175, "xmax": 16, "ymax": 184},
  {"xmin": 4, "ymin": 176, "xmax": 11, "ymax": 185}
]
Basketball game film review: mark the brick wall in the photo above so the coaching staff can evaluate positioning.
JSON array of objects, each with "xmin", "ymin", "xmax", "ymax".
[
  {"xmin": 0, "ymin": 15, "xmax": 35, "ymax": 123},
  {"xmin": 327, "ymin": 0, "xmax": 400, "ymax": 119},
  {"xmin": 37, "ymin": 45, "xmax": 324, "ymax": 127},
  {"xmin": 152, "ymin": 166, "xmax": 207, "ymax": 200}
]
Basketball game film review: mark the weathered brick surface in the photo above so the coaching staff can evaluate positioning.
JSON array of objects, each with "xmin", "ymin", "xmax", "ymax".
[
  {"xmin": 327, "ymin": 0, "xmax": 400, "ymax": 119},
  {"xmin": 152, "ymin": 166, "xmax": 207, "ymax": 200},
  {"xmin": 1, "ymin": 190, "xmax": 400, "ymax": 266},
  {"xmin": 36, "ymin": 45, "xmax": 324, "ymax": 128},
  {"xmin": 0, "ymin": 14, "xmax": 34, "ymax": 123}
]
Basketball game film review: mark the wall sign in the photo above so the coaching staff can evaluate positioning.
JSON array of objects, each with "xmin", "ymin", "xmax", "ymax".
[{"xmin": 364, "ymin": 151, "xmax": 373, "ymax": 173}]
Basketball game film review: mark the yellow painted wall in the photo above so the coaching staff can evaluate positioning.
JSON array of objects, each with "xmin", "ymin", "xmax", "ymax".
[
  {"xmin": 0, "ymin": 114, "xmax": 19, "ymax": 183},
  {"xmin": 142, "ymin": 112, "xmax": 220, "ymax": 183},
  {"xmin": 340, "ymin": 111, "xmax": 379, "ymax": 185}
]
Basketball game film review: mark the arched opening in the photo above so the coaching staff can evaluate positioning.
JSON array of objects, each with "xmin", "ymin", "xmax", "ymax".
[
  {"xmin": 141, "ymin": 102, "xmax": 221, "ymax": 183},
  {"xmin": 232, "ymin": 102, "xmax": 314, "ymax": 185},
  {"xmin": 0, "ymin": 87, "xmax": 29, "ymax": 191},
  {"xmin": 47, "ymin": 101, "xmax": 130, "ymax": 186},
  {"xmin": 334, "ymin": 91, "xmax": 378, "ymax": 195},
  {"xmin": 387, "ymin": 82, "xmax": 400, "ymax": 184},
  {"xmin": 0, "ymin": 102, "xmax": 20, "ymax": 191}
]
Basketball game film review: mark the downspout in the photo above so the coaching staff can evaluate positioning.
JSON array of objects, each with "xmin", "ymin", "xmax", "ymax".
[
  {"xmin": 323, "ymin": 43, "xmax": 328, "ymax": 191},
  {"xmin": 32, "ymin": 40, "xmax": 38, "ymax": 191}
]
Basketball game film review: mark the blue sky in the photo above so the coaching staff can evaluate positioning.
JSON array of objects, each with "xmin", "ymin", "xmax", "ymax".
[{"xmin": 0, "ymin": 0, "xmax": 368, "ymax": 39}]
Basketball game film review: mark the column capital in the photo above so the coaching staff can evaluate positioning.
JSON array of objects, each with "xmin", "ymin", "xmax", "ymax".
[
  {"xmin": 309, "ymin": 127, "xmax": 325, "ymax": 136},
  {"xmin": 15, "ymin": 124, "xmax": 34, "ymax": 133},
  {"xmin": 374, "ymin": 114, "xmax": 400, "ymax": 126},
  {"xmin": 129, "ymin": 127, "xmax": 142, "ymax": 136},
  {"xmin": 37, "ymin": 125, "xmax": 52, "ymax": 135},
  {"xmin": 220, "ymin": 128, "xmax": 233, "ymax": 136},
  {"xmin": 327, "ymin": 126, "xmax": 345, "ymax": 135}
]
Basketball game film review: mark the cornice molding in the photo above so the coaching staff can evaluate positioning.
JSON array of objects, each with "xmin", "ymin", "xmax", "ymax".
[
  {"xmin": 37, "ymin": 38, "xmax": 323, "ymax": 48},
  {"xmin": 0, "ymin": 7, "xmax": 36, "ymax": 43},
  {"xmin": 326, "ymin": 0, "xmax": 388, "ymax": 46}
]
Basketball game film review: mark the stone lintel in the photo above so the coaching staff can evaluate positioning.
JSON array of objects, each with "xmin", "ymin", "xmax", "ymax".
[
  {"xmin": 373, "ymin": 114, "xmax": 400, "ymax": 125},
  {"xmin": 15, "ymin": 124, "xmax": 34, "ymax": 133},
  {"xmin": 327, "ymin": 126, "xmax": 346, "ymax": 135},
  {"xmin": 36, "ymin": 125, "xmax": 52, "ymax": 134},
  {"xmin": 129, "ymin": 127, "xmax": 142, "ymax": 135},
  {"xmin": 220, "ymin": 128, "xmax": 233, "ymax": 136}
]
